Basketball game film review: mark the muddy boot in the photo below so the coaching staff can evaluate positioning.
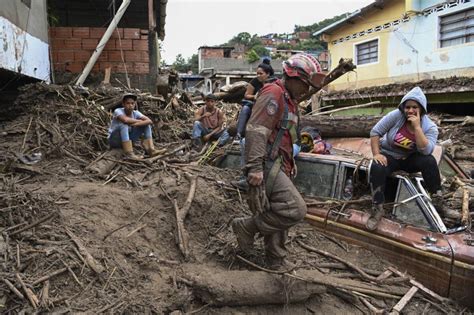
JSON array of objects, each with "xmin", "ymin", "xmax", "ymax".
[
  {"xmin": 266, "ymin": 256, "xmax": 296, "ymax": 272},
  {"xmin": 366, "ymin": 204, "xmax": 385, "ymax": 231},
  {"xmin": 231, "ymin": 217, "xmax": 258, "ymax": 254},
  {"xmin": 122, "ymin": 140, "xmax": 142, "ymax": 160},
  {"xmin": 231, "ymin": 178, "xmax": 249, "ymax": 192},
  {"xmin": 191, "ymin": 138, "xmax": 202, "ymax": 150},
  {"xmin": 142, "ymin": 138, "xmax": 166, "ymax": 157}
]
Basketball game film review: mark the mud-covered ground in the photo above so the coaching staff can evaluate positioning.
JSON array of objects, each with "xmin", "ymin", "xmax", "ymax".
[{"xmin": 0, "ymin": 83, "xmax": 471, "ymax": 314}]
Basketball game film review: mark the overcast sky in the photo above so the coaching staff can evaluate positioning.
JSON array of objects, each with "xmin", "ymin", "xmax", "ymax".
[{"xmin": 161, "ymin": 0, "xmax": 374, "ymax": 63}]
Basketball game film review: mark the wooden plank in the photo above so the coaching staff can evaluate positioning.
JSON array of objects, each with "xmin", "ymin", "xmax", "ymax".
[
  {"xmin": 376, "ymin": 270, "xmax": 393, "ymax": 281},
  {"xmin": 388, "ymin": 267, "xmax": 447, "ymax": 303},
  {"xmin": 390, "ymin": 286, "xmax": 419, "ymax": 314},
  {"xmin": 102, "ymin": 67, "xmax": 111, "ymax": 84}
]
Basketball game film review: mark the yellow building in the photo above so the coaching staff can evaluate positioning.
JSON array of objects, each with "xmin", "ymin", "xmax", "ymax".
[{"xmin": 315, "ymin": 0, "xmax": 474, "ymax": 92}]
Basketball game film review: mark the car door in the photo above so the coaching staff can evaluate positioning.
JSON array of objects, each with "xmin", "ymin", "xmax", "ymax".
[{"xmin": 295, "ymin": 154, "xmax": 339, "ymax": 231}]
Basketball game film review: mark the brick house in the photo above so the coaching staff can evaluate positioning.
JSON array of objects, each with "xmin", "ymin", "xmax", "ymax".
[{"xmin": 48, "ymin": 0, "xmax": 167, "ymax": 91}]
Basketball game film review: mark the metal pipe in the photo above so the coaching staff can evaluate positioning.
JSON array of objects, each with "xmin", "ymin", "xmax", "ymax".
[{"xmin": 75, "ymin": 0, "xmax": 132, "ymax": 87}]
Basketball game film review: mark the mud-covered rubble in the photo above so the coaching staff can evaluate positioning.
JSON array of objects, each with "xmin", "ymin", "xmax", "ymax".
[{"xmin": 0, "ymin": 83, "xmax": 472, "ymax": 313}]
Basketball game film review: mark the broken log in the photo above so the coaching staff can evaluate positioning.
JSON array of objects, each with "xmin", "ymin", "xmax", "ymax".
[
  {"xmin": 300, "ymin": 115, "xmax": 382, "ymax": 138},
  {"xmin": 454, "ymin": 149, "xmax": 474, "ymax": 162},
  {"xmin": 65, "ymin": 229, "xmax": 104, "ymax": 274},
  {"xmin": 182, "ymin": 265, "xmax": 407, "ymax": 307},
  {"xmin": 173, "ymin": 173, "xmax": 197, "ymax": 259},
  {"xmin": 182, "ymin": 267, "xmax": 326, "ymax": 306},
  {"xmin": 86, "ymin": 149, "xmax": 122, "ymax": 175},
  {"xmin": 301, "ymin": 58, "xmax": 356, "ymax": 102},
  {"xmin": 308, "ymin": 101, "xmax": 381, "ymax": 116}
]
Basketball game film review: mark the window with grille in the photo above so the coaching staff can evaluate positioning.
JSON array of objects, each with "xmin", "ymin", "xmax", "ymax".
[
  {"xmin": 440, "ymin": 8, "xmax": 474, "ymax": 48},
  {"xmin": 355, "ymin": 39, "xmax": 378, "ymax": 65}
]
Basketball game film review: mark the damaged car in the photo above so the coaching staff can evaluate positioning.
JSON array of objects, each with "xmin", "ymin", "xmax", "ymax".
[{"xmin": 218, "ymin": 138, "xmax": 474, "ymax": 308}]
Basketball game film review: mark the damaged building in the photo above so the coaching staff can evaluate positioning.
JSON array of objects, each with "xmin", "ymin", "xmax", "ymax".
[
  {"xmin": 0, "ymin": 0, "xmax": 168, "ymax": 103},
  {"xmin": 314, "ymin": 0, "xmax": 474, "ymax": 112}
]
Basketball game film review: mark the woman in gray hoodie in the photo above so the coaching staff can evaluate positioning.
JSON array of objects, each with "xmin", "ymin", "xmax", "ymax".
[{"xmin": 366, "ymin": 86, "xmax": 442, "ymax": 230}]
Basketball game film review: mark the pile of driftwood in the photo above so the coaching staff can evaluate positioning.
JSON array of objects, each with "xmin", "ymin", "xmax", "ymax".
[{"xmin": 0, "ymin": 179, "xmax": 111, "ymax": 312}]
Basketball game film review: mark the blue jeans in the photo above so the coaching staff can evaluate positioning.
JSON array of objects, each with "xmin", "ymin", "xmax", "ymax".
[
  {"xmin": 192, "ymin": 121, "xmax": 230, "ymax": 146},
  {"xmin": 239, "ymin": 138, "xmax": 246, "ymax": 179},
  {"xmin": 108, "ymin": 123, "xmax": 152, "ymax": 148},
  {"xmin": 237, "ymin": 101, "xmax": 253, "ymax": 136}
]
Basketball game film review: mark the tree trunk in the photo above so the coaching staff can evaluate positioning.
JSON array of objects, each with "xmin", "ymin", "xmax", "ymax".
[
  {"xmin": 181, "ymin": 265, "xmax": 407, "ymax": 307},
  {"xmin": 455, "ymin": 149, "xmax": 474, "ymax": 162},
  {"xmin": 300, "ymin": 115, "xmax": 382, "ymax": 138},
  {"xmin": 182, "ymin": 267, "xmax": 326, "ymax": 306}
]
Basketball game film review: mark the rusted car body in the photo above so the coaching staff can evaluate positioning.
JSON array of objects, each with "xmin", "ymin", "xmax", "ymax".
[{"xmin": 218, "ymin": 138, "xmax": 473, "ymax": 308}]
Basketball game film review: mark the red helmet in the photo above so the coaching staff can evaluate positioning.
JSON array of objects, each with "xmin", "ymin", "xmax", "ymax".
[{"xmin": 282, "ymin": 53, "xmax": 325, "ymax": 88}]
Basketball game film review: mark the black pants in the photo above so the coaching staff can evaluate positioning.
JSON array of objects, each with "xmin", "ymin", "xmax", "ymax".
[{"xmin": 369, "ymin": 152, "xmax": 441, "ymax": 204}]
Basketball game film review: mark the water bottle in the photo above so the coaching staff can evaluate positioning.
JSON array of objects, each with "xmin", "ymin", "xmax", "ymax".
[{"xmin": 342, "ymin": 176, "xmax": 353, "ymax": 200}]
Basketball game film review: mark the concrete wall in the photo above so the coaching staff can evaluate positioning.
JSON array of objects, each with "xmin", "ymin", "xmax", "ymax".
[
  {"xmin": 325, "ymin": 0, "xmax": 474, "ymax": 91},
  {"xmin": 0, "ymin": 0, "xmax": 50, "ymax": 82}
]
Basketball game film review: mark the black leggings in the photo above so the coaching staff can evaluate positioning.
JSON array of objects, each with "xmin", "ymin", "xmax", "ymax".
[{"xmin": 369, "ymin": 152, "xmax": 441, "ymax": 204}]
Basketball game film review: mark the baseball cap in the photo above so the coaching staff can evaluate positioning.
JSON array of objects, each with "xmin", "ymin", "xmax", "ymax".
[
  {"xmin": 122, "ymin": 93, "xmax": 138, "ymax": 101},
  {"xmin": 204, "ymin": 93, "xmax": 218, "ymax": 101}
]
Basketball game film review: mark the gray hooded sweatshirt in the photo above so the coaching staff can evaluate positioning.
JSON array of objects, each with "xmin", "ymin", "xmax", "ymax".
[{"xmin": 370, "ymin": 86, "xmax": 438, "ymax": 159}]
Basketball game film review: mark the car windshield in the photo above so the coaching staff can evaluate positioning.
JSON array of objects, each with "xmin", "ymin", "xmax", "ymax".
[{"xmin": 393, "ymin": 178, "xmax": 432, "ymax": 230}]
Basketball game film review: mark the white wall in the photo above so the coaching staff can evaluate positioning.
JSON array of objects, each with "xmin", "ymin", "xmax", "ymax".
[
  {"xmin": 388, "ymin": 1, "xmax": 474, "ymax": 80},
  {"xmin": 0, "ymin": 0, "xmax": 50, "ymax": 82}
]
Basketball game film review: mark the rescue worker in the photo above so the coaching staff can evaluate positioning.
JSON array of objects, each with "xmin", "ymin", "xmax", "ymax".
[
  {"xmin": 108, "ymin": 93, "xmax": 165, "ymax": 159},
  {"xmin": 231, "ymin": 53, "xmax": 326, "ymax": 270},
  {"xmin": 192, "ymin": 93, "xmax": 230, "ymax": 148},
  {"xmin": 231, "ymin": 59, "xmax": 276, "ymax": 191}
]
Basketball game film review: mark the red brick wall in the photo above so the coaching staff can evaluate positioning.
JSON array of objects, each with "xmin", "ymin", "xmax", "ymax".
[
  {"xmin": 200, "ymin": 48, "xmax": 224, "ymax": 58},
  {"xmin": 50, "ymin": 27, "xmax": 150, "ymax": 75}
]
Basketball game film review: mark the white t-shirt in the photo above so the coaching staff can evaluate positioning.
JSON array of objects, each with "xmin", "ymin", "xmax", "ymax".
[{"xmin": 108, "ymin": 107, "xmax": 143, "ymax": 136}]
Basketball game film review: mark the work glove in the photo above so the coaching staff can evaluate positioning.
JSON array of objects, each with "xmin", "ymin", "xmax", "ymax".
[{"xmin": 248, "ymin": 185, "xmax": 270, "ymax": 215}]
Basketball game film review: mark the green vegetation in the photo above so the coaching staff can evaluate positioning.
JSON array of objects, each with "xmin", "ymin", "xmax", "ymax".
[
  {"xmin": 226, "ymin": 32, "xmax": 262, "ymax": 48},
  {"xmin": 225, "ymin": 13, "xmax": 349, "ymax": 60},
  {"xmin": 172, "ymin": 53, "xmax": 198, "ymax": 74},
  {"xmin": 245, "ymin": 49, "xmax": 260, "ymax": 63},
  {"xmin": 294, "ymin": 14, "xmax": 347, "ymax": 34}
]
